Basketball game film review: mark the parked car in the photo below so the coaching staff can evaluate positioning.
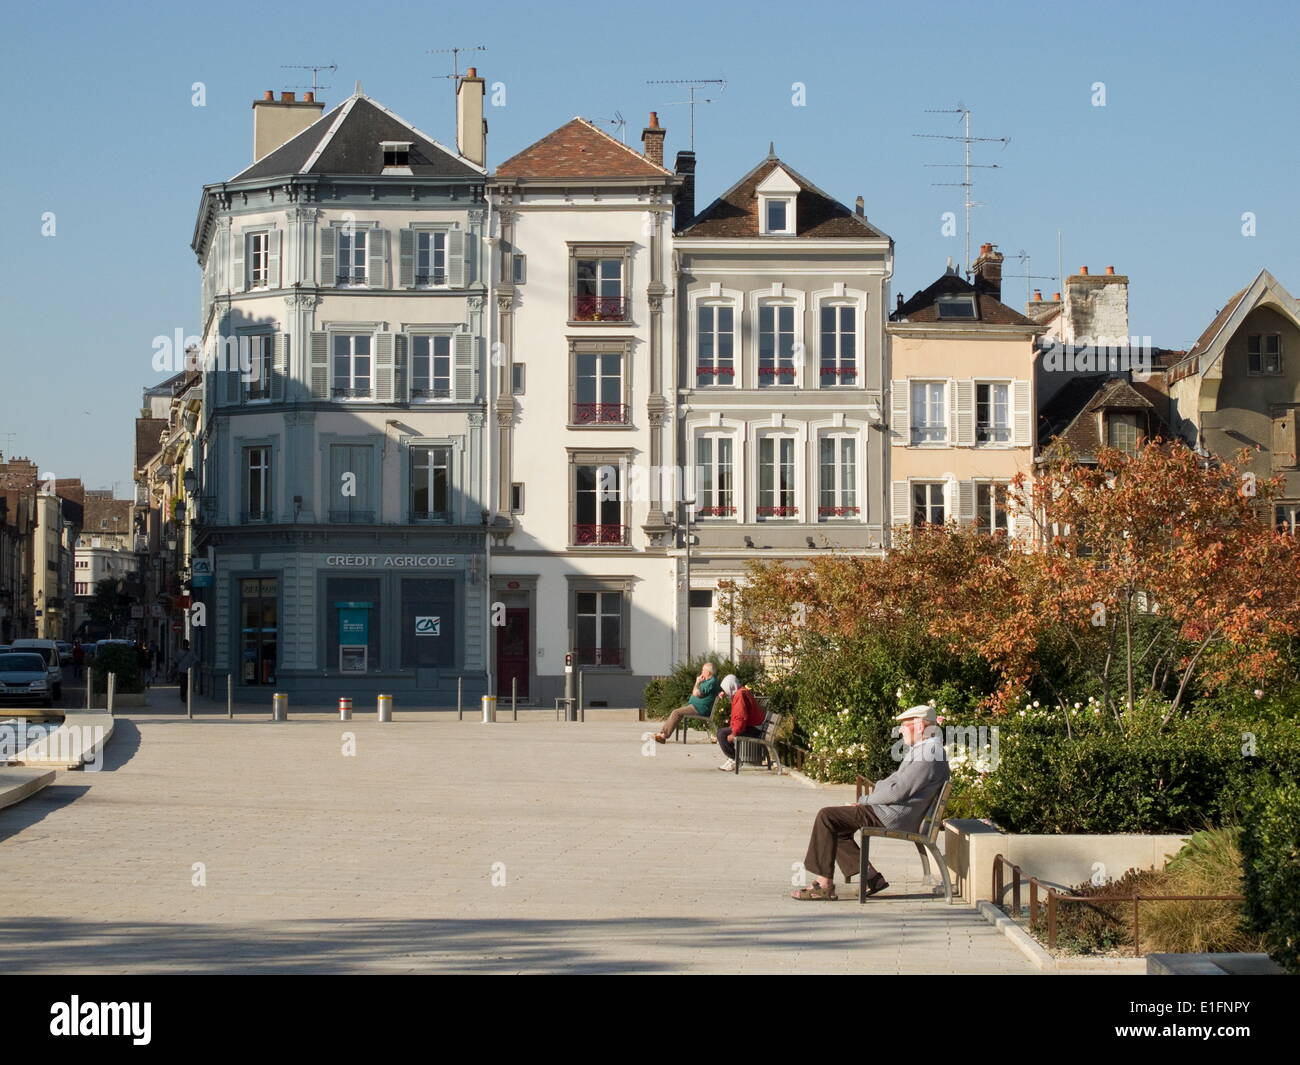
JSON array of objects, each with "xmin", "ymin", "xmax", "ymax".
[
  {"xmin": 0, "ymin": 651, "xmax": 55, "ymax": 708},
  {"xmin": 56, "ymin": 641, "xmax": 73, "ymax": 665},
  {"xmin": 9, "ymin": 639, "xmax": 63, "ymax": 700}
]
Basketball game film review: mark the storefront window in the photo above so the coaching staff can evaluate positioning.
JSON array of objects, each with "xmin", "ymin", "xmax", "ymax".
[
  {"xmin": 239, "ymin": 577, "xmax": 277, "ymax": 684},
  {"xmin": 400, "ymin": 578, "xmax": 457, "ymax": 668},
  {"xmin": 326, "ymin": 578, "xmax": 381, "ymax": 672}
]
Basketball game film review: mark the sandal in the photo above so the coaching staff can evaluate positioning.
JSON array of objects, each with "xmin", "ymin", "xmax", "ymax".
[
  {"xmin": 653, "ymin": 734, "xmax": 666, "ymax": 744},
  {"xmin": 791, "ymin": 882, "xmax": 838, "ymax": 901}
]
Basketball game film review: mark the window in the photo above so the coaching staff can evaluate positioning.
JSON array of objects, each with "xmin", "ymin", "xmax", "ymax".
[
  {"xmin": 381, "ymin": 141, "xmax": 411, "ymax": 168},
  {"xmin": 337, "ymin": 228, "xmax": 367, "ymax": 285},
  {"xmin": 574, "ymin": 590, "xmax": 623, "ymax": 666},
  {"xmin": 416, "ymin": 231, "xmax": 447, "ymax": 286},
  {"xmin": 696, "ymin": 436, "xmax": 735, "ymax": 517},
  {"xmin": 244, "ymin": 335, "xmax": 273, "ymax": 401},
  {"xmin": 976, "ymin": 482, "xmax": 1009, "ymax": 534},
  {"xmin": 758, "ymin": 437, "xmax": 797, "ymax": 518},
  {"xmin": 1106, "ymin": 412, "xmax": 1140, "ymax": 456},
  {"xmin": 762, "ymin": 198, "xmax": 793, "ymax": 235},
  {"xmin": 937, "ymin": 295, "xmax": 977, "ymax": 320},
  {"xmin": 1276, "ymin": 504, "xmax": 1300, "ymax": 535},
  {"xmin": 243, "ymin": 446, "xmax": 271, "ymax": 522},
  {"xmin": 75, "ymin": 582, "xmax": 88, "ymax": 595},
  {"xmin": 976, "ymin": 383, "xmax": 1010, "ymax": 444},
  {"xmin": 758, "ymin": 304, "xmax": 797, "ymax": 385},
  {"xmin": 247, "ymin": 231, "xmax": 269, "ymax": 289},
  {"xmin": 574, "ymin": 462, "xmax": 625, "ymax": 544},
  {"xmin": 573, "ymin": 258, "xmax": 626, "ymax": 321},
  {"xmin": 411, "ymin": 335, "xmax": 451, "ymax": 399},
  {"xmin": 818, "ymin": 437, "xmax": 857, "ymax": 517},
  {"xmin": 328, "ymin": 444, "xmax": 373, "ymax": 523},
  {"xmin": 400, "ymin": 578, "xmax": 456, "ymax": 668},
  {"xmin": 1248, "ymin": 333, "xmax": 1282, "ymax": 375},
  {"xmin": 239, "ymin": 577, "xmax": 277, "ymax": 685},
  {"xmin": 511, "ymin": 363, "xmax": 525, "ymax": 396},
  {"xmin": 819, "ymin": 305, "xmax": 857, "ymax": 385},
  {"xmin": 911, "ymin": 381, "xmax": 947, "ymax": 443},
  {"xmin": 510, "ymin": 483, "xmax": 524, "ymax": 513},
  {"xmin": 913, "ymin": 482, "xmax": 945, "ymax": 527},
  {"xmin": 332, "ymin": 334, "xmax": 372, "ymax": 398},
  {"xmin": 573, "ymin": 350, "xmax": 627, "ymax": 424},
  {"xmin": 696, "ymin": 304, "xmax": 735, "ymax": 385},
  {"xmin": 410, "ymin": 445, "xmax": 452, "ymax": 521},
  {"xmin": 512, "ymin": 254, "xmax": 526, "ymax": 285}
]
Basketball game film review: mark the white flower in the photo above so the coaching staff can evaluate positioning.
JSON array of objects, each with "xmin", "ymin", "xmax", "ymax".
[
  {"xmin": 1254, "ymin": 689, "xmax": 1265, "ymax": 700},
  {"xmin": 1032, "ymin": 700, "xmax": 1040, "ymax": 708},
  {"xmin": 1073, "ymin": 702, "xmax": 1082, "ymax": 710},
  {"xmin": 1018, "ymin": 710, "xmax": 1026, "ymax": 717}
]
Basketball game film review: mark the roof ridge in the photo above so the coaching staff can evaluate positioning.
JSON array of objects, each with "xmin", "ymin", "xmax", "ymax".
[{"xmin": 573, "ymin": 116, "xmax": 673, "ymax": 175}]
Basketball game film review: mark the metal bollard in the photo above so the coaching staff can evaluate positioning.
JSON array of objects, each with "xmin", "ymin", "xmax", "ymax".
[
  {"xmin": 227, "ymin": 674, "xmax": 233, "ymax": 719},
  {"xmin": 186, "ymin": 667, "xmax": 193, "ymax": 720},
  {"xmin": 457, "ymin": 676, "xmax": 463, "ymax": 720},
  {"xmin": 576, "ymin": 670, "xmax": 583, "ymax": 723},
  {"xmin": 86, "ymin": 668, "xmax": 93, "ymax": 710},
  {"xmin": 338, "ymin": 697, "xmax": 352, "ymax": 721},
  {"xmin": 481, "ymin": 694, "xmax": 497, "ymax": 723},
  {"xmin": 377, "ymin": 693, "xmax": 392, "ymax": 722},
  {"xmin": 512, "ymin": 676, "xmax": 517, "ymax": 721},
  {"xmin": 272, "ymin": 692, "xmax": 288, "ymax": 721},
  {"xmin": 107, "ymin": 671, "xmax": 116, "ymax": 715}
]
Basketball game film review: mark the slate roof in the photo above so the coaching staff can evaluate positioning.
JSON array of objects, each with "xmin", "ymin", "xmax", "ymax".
[
  {"xmin": 494, "ymin": 117, "xmax": 672, "ymax": 179},
  {"xmin": 679, "ymin": 155, "xmax": 889, "ymax": 239},
  {"xmin": 135, "ymin": 418, "xmax": 169, "ymax": 473},
  {"xmin": 231, "ymin": 95, "xmax": 483, "ymax": 182},
  {"xmin": 1038, "ymin": 376, "xmax": 1166, "ymax": 461},
  {"xmin": 891, "ymin": 270, "xmax": 1038, "ymax": 326}
]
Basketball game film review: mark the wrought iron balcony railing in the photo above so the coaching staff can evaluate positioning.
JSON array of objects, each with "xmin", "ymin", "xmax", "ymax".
[
  {"xmin": 573, "ymin": 646, "xmax": 625, "ymax": 668},
  {"xmin": 328, "ymin": 509, "xmax": 376, "ymax": 524},
  {"xmin": 572, "ymin": 296, "xmax": 628, "ymax": 322},
  {"xmin": 571, "ymin": 403, "xmax": 630, "ymax": 425},
  {"xmin": 572, "ymin": 523, "xmax": 628, "ymax": 546},
  {"xmin": 818, "ymin": 505, "xmax": 860, "ymax": 517},
  {"xmin": 695, "ymin": 505, "xmax": 736, "ymax": 518},
  {"xmin": 756, "ymin": 505, "xmax": 798, "ymax": 518}
]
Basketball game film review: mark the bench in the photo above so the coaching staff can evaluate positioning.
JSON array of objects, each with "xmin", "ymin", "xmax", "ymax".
[
  {"xmin": 733, "ymin": 706, "xmax": 784, "ymax": 775},
  {"xmin": 672, "ymin": 712, "xmax": 716, "ymax": 742},
  {"xmin": 848, "ymin": 775, "xmax": 953, "ymax": 903}
]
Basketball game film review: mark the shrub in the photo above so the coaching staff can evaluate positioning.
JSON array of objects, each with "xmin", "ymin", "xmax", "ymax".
[
  {"xmin": 1241, "ymin": 779, "xmax": 1300, "ymax": 974},
  {"xmin": 641, "ymin": 655, "xmax": 760, "ymax": 719},
  {"xmin": 89, "ymin": 644, "xmax": 143, "ymax": 695},
  {"xmin": 1031, "ymin": 867, "xmax": 1164, "ymax": 954}
]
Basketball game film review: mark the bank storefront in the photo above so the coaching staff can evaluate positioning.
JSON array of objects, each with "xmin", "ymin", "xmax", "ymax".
[{"xmin": 207, "ymin": 544, "xmax": 488, "ymax": 706}]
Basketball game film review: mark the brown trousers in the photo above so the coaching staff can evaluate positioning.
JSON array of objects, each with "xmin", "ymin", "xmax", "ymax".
[{"xmin": 803, "ymin": 803, "xmax": 886, "ymax": 883}]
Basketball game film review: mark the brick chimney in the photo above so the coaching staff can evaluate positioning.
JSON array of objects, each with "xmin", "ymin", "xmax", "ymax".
[
  {"xmin": 674, "ymin": 149, "xmax": 696, "ymax": 231},
  {"xmin": 641, "ymin": 112, "xmax": 665, "ymax": 167},
  {"xmin": 252, "ymin": 89, "xmax": 325, "ymax": 162},
  {"xmin": 972, "ymin": 242, "xmax": 1004, "ymax": 301},
  {"xmin": 456, "ymin": 68, "xmax": 486, "ymax": 168}
]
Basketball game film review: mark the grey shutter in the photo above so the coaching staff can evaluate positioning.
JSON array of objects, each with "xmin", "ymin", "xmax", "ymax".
[
  {"xmin": 957, "ymin": 380, "xmax": 975, "ymax": 446},
  {"xmin": 891, "ymin": 480, "xmax": 911, "ymax": 528},
  {"xmin": 319, "ymin": 226, "xmax": 336, "ymax": 286},
  {"xmin": 367, "ymin": 229, "xmax": 387, "ymax": 289},
  {"xmin": 890, "ymin": 380, "xmax": 909, "ymax": 445},
  {"xmin": 398, "ymin": 228, "xmax": 415, "ymax": 288},
  {"xmin": 271, "ymin": 333, "xmax": 289, "ymax": 401},
  {"xmin": 268, "ymin": 229, "xmax": 281, "ymax": 289},
  {"xmin": 375, "ymin": 332, "xmax": 396, "ymax": 402},
  {"xmin": 231, "ymin": 230, "xmax": 245, "ymax": 292},
  {"xmin": 453, "ymin": 332, "xmax": 476, "ymax": 401},
  {"xmin": 394, "ymin": 334, "xmax": 409, "ymax": 402},
  {"xmin": 958, "ymin": 480, "xmax": 975, "ymax": 525},
  {"xmin": 447, "ymin": 228, "xmax": 466, "ymax": 287},
  {"xmin": 1013, "ymin": 379, "xmax": 1032, "ymax": 447},
  {"xmin": 310, "ymin": 332, "xmax": 330, "ymax": 399}
]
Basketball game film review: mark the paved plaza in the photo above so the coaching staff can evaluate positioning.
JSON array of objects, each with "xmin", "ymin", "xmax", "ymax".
[{"xmin": 0, "ymin": 709, "xmax": 1035, "ymax": 973}]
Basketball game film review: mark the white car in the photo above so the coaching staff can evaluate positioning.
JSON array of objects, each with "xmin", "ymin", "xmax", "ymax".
[{"xmin": 9, "ymin": 639, "xmax": 63, "ymax": 700}]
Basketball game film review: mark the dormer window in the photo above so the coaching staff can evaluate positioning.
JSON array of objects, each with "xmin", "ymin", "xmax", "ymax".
[
  {"xmin": 381, "ymin": 141, "xmax": 413, "ymax": 174},
  {"xmin": 765, "ymin": 199, "xmax": 790, "ymax": 233},
  {"xmin": 937, "ymin": 294, "xmax": 977, "ymax": 320},
  {"xmin": 756, "ymin": 165, "xmax": 800, "ymax": 235}
]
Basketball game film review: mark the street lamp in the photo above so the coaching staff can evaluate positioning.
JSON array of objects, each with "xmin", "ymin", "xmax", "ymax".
[{"xmin": 183, "ymin": 468, "xmax": 197, "ymax": 496}]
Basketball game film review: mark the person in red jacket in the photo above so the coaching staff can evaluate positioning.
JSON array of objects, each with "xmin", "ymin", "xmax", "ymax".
[{"xmin": 716, "ymin": 674, "xmax": 765, "ymax": 771}]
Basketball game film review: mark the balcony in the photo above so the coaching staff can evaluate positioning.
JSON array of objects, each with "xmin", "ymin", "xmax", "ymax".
[
  {"xmin": 573, "ymin": 524, "xmax": 628, "ymax": 546},
  {"xmin": 574, "ymin": 646, "xmax": 625, "ymax": 668},
  {"xmin": 758, "ymin": 366, "xmax": 798, "ymax": 382},
  {"xmin": 409, "ymin": 510, "xmax": 452, "ymax": 523},
  {"xmin": 571, "ymin": 296, "xmax": 628, "ymax": 322},
  {"xmin": 571, "ymin": 403, "xmax": 630, "ymax": 426},
  {"xmin": 696, "ymin": 365, "xmax": 735, "ymax": 383},
  {"xmin": 410, "ymin": 387, "xmax": 452, "ymax": 400},
  {"xmin": 328, "ymin": 509, "xmax": 376, "ymax": 524},
  {"xmin": 819, "ymin": 366, "xmax": 858, "ymax": 383},
  {"xmin": 332, "ymin": 387, "xmax": 372, "ymax": 399},
  {"xmin": 756, "ymin": 505, "xmax": 798, "ymax": 519},
  {"xmin": 240, "ymin": 510, "xmax": 272, "ymax": 524},
  {"xmin": 818, "ymin": 505, "xmax": 860, "ymax": 517},
  {"xmin": 414, "ymin": 272, "xmax": 446, "ymax": 286},
  {"xmin": 696, "ymin": 505, "xmax": 736, "ymax": 518}
]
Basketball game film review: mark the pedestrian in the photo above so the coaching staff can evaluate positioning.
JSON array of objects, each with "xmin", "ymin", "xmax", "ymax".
[
  {"xmin": 175, "ymin": 640, "xmax": 198, "ymax": 702},
  {"xmin": 716, "ymin": 674, "xmax": 766, "ymax": 772},
  {"xmin": 136, "ymin": 640, "xmax": 150, "ymax": 688},
  {"xmin": 71, "ymin": 639, "xmax": 85, "ymax": 680}
]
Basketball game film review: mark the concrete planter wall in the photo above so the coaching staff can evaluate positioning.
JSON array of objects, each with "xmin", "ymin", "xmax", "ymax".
[{"xmin": 86, "ymin": 692, "xmax": 147, "ymax": 709}]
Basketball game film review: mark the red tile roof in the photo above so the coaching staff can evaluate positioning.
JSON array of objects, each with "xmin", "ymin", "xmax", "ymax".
[{"xmin": 495, "ymin": 117, "xmax": 672, "ymax": 179}]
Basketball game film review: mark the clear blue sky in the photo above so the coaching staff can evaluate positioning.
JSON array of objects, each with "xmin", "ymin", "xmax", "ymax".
[{"xmin": 2, "ymin": 0, "xmax": 1297, "ymax": 491}]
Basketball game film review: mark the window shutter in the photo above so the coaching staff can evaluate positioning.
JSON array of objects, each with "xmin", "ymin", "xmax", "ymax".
[
  {"xmin": 310, "ymin": 331, "xmax": 329, "ymax": 399},
  {"xmin": 957, "ymin": 380, "xmax": 975, "ymax": 446},
  {"xmin": 319, "ymin": 227, "xmax": 336, "ymax": 286},
  {"xmin": 398, "ymin": 228, "xmax": 415, "ymax": 288},
  {"xmin": 367, "ymin": 229, "xmax": 387, "ymax": 289},
  {"xmin": 271, "ymin": 333, "xmax": 289, "ymax": 401},
  {"xmin": 375, "ymin": 332, "xmax": 396, "ymax": 402},
  {"xmin": 1013, "ymin": 379, "xmax": 1032, "ymax": 447},
  {"xmin": 946, "ymin": 379, "xmax": 958, "ymax": 445},
  {"xmin": 958, "ymin": 480, "xmax": 975, "ymax": 525},
  {"xmin": 268, "ymin": 229, "xmax": 281, "ymax": 289},
  {"xmin": 891, "ymin": 480, "xmax": 910, "ymax": 527},
  {"xmin": 223, "ymin": 357, "xmax": 241, "ymax": 406},
  {"xmin": 453, "ymin": 332, "xmax": 476, "ymax": 401},
  {"xmin": 394, "ymin": 334, "xmax": 409, "ymax": 402},
  {"xmin": 447, "ymin": 228, "xmax": 466, "ymax": 287},
  {"xmin": 231, "ymin": 230, "xmax": 245, "ymax": 293},
  {"xmin": 1013, "ymin": 497, "xmax": 1036, "ymax": 541},
  {"xmin": 890, "ymin": 380, "xmax": 909, "ymax": 445}
]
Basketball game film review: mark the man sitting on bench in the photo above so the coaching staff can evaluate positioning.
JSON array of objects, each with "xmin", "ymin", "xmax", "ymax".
[
  {"xmin": 791, "ymin": 704, "xmax": 949, "ymax": 901},
  {"xmin": 651, "ymin": 662, "xmax": 720, "ymax": 744}
]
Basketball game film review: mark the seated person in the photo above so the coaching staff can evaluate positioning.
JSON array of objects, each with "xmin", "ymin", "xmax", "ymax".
[
  {"xmin": 791, "ymin": 704, "xmax": 949, "ymax": 900},
  {"xmin": 652, "ymin": 662, "xmax": 720, "ymax": 743},
  {"xmin": 717, "ymin": 674, "xmax": 765, "ymax": 771}
]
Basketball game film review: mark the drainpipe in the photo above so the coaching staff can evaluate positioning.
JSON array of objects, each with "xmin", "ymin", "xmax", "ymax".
[
  {"xmin": 882, "ymin": 239, "xmax": 895, "ymax": 550},
  {"xmin": 483, "ymin": 183, "xmax": 496, "ymax": 700}
]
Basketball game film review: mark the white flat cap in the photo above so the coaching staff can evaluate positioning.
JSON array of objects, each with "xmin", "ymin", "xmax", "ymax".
[{"xmin": 895, "ymin": 704, "xmax": 937, "ymax": 723}]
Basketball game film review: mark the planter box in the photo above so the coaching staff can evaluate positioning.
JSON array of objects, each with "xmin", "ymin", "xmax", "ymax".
[
  {"xmin": 86, "ymin": 692, "xmax": 147, "ymax": 709},
  {"xmin": 944, "ymin": 818, "xmax": 1187, "ymax": 904}
]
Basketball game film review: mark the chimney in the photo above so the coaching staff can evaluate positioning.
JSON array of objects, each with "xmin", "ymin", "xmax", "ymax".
[
  {"xmin": 456, "ymin": 67, "xmax": 486, "ymax": 167},
  {"xmin": 252, "ymin": 89, "xmax": 326, "ymax": 162},
  {"xmin": 854, "ymin": 196, "xmax": 864, "ymax": 217},
  {"xmin": 674, "ymin": 149, "xmax": 696, "ymax": 231},
  {"xmin": 641, "ymin": 112, "xmax": 665, "ymax": 167},
  {"xmin": 1061, "ymin": 265, "xmax": 1129, "ymax": 344},
  {"xmin": 972, "ymin": 242, "xmax": 1004, "ymax": 301}
]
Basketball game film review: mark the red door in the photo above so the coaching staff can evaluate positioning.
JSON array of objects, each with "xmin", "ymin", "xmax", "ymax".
[{"xmin": 497, "ymin": 608, "xmax": 530, "ymax": 698}]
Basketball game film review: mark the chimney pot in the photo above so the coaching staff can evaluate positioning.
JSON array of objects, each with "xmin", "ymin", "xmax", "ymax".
[
  {"xmin": 1032, "ymin": 290, "xmax": 1042, "ymax": 302},
  {"xmin": 281, "ymin": 91, "xmax": 294, "ymax": 103},
  {"xmin": 649, "ymin": 111, "xmax": 660, "ymax": 128},
  {"xmin": 466, "ymin": 66, "xmax": 477, "ymax": 78},
  {"xmin": 1052, "ymin": 292, "xmax": 1061, "ymax": 301},
  {"xmin": 1079, "ymin": 265, "xmax": 1089, "ymax": 275},
  {"xmin": 1105, "ymin": 265, "xmax": 1115, "ymax": 275},
  {"xmin": 263, "ymin": 90, "xmax": 275, "ymax": 101},
  {"xmin": 854, "ymin": 195, "xmax": 864, "ymax": 217},
  {"xmin": 304, "ymin": 91, "xmax": 314, "ymax": 103}
]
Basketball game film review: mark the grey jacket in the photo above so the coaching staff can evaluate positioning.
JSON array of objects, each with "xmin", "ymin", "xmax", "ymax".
[{"xmin": 860, "ymin": 735, "xmax": 949, "ymax": 832}]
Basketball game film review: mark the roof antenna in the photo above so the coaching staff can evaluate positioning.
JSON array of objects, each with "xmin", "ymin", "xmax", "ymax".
[
  {"xmin": 431, "ymin": 45, "xmax": 487, "ymax": 83},
  {"xmin": 598, "ymin": 110, "xmax": 628, "ymax": 143},
  {"xmin": 1003, "ymin": 249, "xmax": 1058, "ymax": 304},
  {"xmin": 281, "ymin": 64, "xmax": 336, "ymax": 95},
  {"xmin": 646, "ymin": 77, "xmax": 726, "ymax": 151}
]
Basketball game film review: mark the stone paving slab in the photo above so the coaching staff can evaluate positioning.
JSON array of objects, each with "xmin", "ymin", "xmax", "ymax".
[{"xmin": 0, "ymin": 714, "xmax": 1036, "ymax": 974}]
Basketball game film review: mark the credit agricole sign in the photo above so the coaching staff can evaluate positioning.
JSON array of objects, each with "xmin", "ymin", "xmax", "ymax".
[{"xmin": 325, "ymin": 555, "xmax": 462, "ymax": 568}]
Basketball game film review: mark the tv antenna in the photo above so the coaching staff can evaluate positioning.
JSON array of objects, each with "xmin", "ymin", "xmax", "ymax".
[
  {"xmin": 646, "ymin": 78, "xmax": 726, "ymax": 151},
  {"xmin": 431, "ymin": 45, "xmax": 487, "ymax": 82},
  {"xmin": 1003, "ymin": 249, "xmax": 1058, "ymax": 305},
  {"xmin": 600, "ymin": 110, "xmax": 628, "ymax": 143},
  {"xmin": 915, "ymin": 106, "xmax": 1009, "ymax": 279},
  {"xmin": 281, "ymin": 64, "xmax": 336, "ymax": 94}
]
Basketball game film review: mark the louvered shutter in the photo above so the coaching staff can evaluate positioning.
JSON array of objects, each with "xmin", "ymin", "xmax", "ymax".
[
  {"xmin": 447, "ymin": 228, "xmax": 466, "ymax": 287},
  {"xmin": 231, "ymin": 230, "xmax": 245, "ymax": 292},
  {"xmin": 319, "ymin": 227, "xmax": 336, "ymax": 287},
  {"xmin": 310, "ymin": 332, "xmax": 330, "ymax": 399},
  {"xmin": 890, "ymin": 379, "xmax": 909, "ymax": 445},
  {"xmin": 453, "ymin": 333, "xmax": 476, "ymax": 401},
  {"xmin": 398, "ymin": 229, "xmax": 415, "ymax": 288},
  {"xmin": 367, "ymin": 229, "xmax": 387, "ymax": 289},
  {"xmin": 394, "ymin": 334, "xmax": 409, "ymax": 402},
  {"xmin": 271, "ymin": 333, "xmax": 289, "ymax": 401},
  {"xmin": 1013, "ymin": 379, "xmax": 1032, "ymax": 447},
  {"xmin": 957, "ymin": 380, "xmax": 975, "ymax": 446},
  {"xmin": 1014, "ymin": 495, "xmax": 1036, "ymax": 542},
  {"xmin": 375, "ymin": 333, "xmax": 396, "ymax": 402},
  {"xmin": 891, "ymin": 480, "xmax": 911, "ymax": 528},
  {"xmin": 946, "ymin": 379, "xmax": 958, "ymax": 445},
  {"xmin": 268, "ymin": 229, "xmax": 281, "ymax": 289},
  {"xmin": 958, "ymin": 480, "xmax": 975, "ymax": 525}
]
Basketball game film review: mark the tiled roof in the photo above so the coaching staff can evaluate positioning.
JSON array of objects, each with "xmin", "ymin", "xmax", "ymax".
[
  {"xmin": 82, "ymin": 496, "xmax": 133, "ymax": 536},
  {"xmin": 891, "ymin": 271, "xmax": 1037, "ymax": 326},
  {"xmin": 679, "ymin": 156, "xmax": 889, "ymax": 239},
  {"xmin": 1039, "ymin": 376, "xmax": 1165, "ymax": 461},
  {"xmin": 135, "ymin": 418, "xmax": 168, "ymax": 473},
  {"xmin": 494, "ymin": 117, "xmax": 672, "ymax": 179}
]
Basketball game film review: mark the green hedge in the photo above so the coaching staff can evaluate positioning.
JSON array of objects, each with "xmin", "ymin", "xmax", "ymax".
[
  {"xmin": 89, "ymin": 644, "xmax": 143, "ymax": 695},
  {"xmin": 1241, "ymin": 779, "xmax": 1300, "ymax": 974}
]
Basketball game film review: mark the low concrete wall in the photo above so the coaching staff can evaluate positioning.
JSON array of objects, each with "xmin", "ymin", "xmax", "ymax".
[
  {"xmin": 13, "ymin": 712, "xmax": 115, "ymax": 771},
  {"xmin": 945, "ymin": 819, "xmax": 1188, "ymax": 904},
  {"xmin": 0, "ymin": 766, "xmax": 56, "ymax": 810}
]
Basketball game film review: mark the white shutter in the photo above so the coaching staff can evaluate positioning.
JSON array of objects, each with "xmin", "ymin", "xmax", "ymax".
[
  {"xmin": 946, "ymin": 379, "xmax": 957, "ymax": 445},
  {"xmin": 310, "ymin": 332, "xmax": 329, "ymax": 399},
  {"xmin": 891, "ymin": 480, "xmax": 911, "ymax": 528},
  {"xmin": 367, "ymin": 229, "xmax": 387, "ymax": 289},
  {"xmin": 890, "ymin": 379, "xmax": 909, "ymax": 446},
  {"xmin": 394, "ymin": 334, "xmax": 409, "ymax": 402},
  {"xmin": 453, "ymin": 332, "xmax": 476, "ymax": 401},
  {"xmin": 957, "ymin": 380, "xmax": 975, "ymax": 446},
  {"xmin": 958, "ymin": 480, "xmax": 975, "ymax": 525},
  {"xmin": 231, "ymin": 230, "xmax": 245, "ymax": 293},
  {"xmin": 398, "ymin": 228, "xmax": 415, "ymax": 288},
  {"xmin": 271, "ymin": 333, "xmax": 289, "ymax": 402},
  {"xmin": 319, "ymin": 227, "xmax": 336, "ymax": 286},
  {"xmin": 268, "ymin": 229, "xmax": 281, "ymax": 289},
  {"xmin": 375, "ymin": 332, "xmax": 395, "ymax": 402},
  {"xmin": 447, "ymin": 228, "xmax": 466, "ymax": 288},
  {"xmin": 1013, "ymin": 379, "xmax": 1032, "ymax": 447},
  {"xmin": 1013, "ymin": 495, "xmax": 1036, "ymax": 542}
]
